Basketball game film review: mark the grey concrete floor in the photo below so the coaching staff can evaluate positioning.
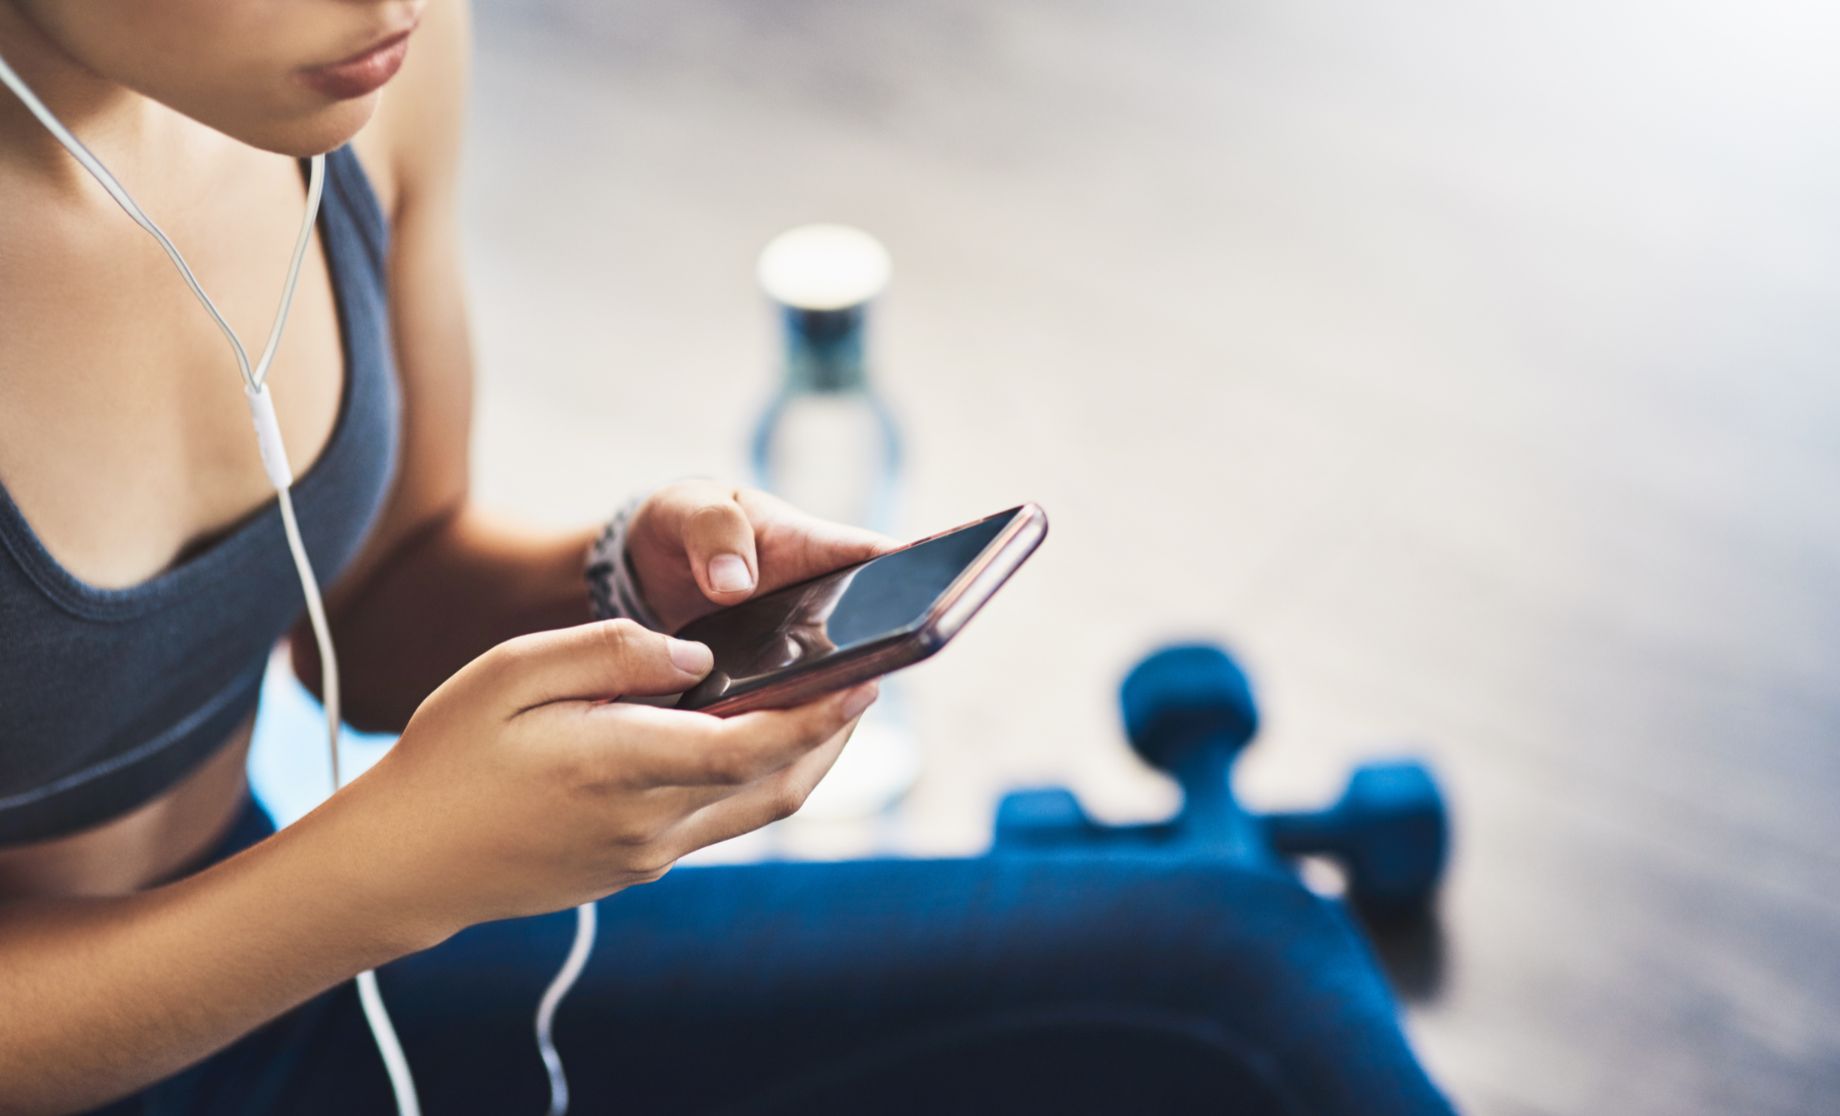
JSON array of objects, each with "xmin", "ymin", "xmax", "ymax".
[{"xmin": 448, "ymin": 2, "xmax": 1840, "ymax": 1112}]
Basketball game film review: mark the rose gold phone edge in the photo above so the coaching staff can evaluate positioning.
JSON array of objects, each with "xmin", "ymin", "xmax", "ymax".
[{"xmin": 681, "ymin": 503, "xmax": 1049, "ymax": 716}]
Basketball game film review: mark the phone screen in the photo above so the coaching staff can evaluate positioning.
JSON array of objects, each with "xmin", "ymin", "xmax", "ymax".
[{"xmin": 672, "ymin": 507, "xmax": 1021, "ymax": 710}]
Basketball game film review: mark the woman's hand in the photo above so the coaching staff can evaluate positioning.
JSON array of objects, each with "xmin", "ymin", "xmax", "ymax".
[
  {"xmin": 626, "ymin": 482, "xmax": 900, "ymax": 633},
  {"xmin": 333, "ymin": 618, "xmax": 876, "ymax": 938}
]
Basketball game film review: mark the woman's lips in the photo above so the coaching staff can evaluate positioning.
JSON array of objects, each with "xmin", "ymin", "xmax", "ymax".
[{"xmin": 299, "ymin": 30, "xmax": 413, "ymax": 100}]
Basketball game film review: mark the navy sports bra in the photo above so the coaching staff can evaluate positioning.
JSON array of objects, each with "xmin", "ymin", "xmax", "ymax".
[{"xmin": 0, "ymin": 147, "xmax": 400, "ymax": 845}]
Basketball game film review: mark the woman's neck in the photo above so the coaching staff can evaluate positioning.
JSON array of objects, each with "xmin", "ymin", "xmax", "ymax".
[{"xmin": 0, "ymin": 1, "xmax": 203, "ymax": 198}]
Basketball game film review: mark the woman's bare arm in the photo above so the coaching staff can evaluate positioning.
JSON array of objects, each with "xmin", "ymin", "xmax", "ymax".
[
  {"xmin": 1, "ymin": 620, "xmax": 874, "ymax": 1113},
  {"xmin": 298, "ymin": 508, "xmax": 601, "ymax": 731},
  {"xmin": 278, "ymin": 0, "xmax": 592, "ymax": 730},
  {"xmin": 0, "ymin": 792, "xmax": 445, "ymax": 1114}
]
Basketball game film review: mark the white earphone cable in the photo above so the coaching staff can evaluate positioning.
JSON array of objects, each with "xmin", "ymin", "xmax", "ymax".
[
  {"xmin": 536, "ymin": 903, "xmax": 597, "ymax": 1116},
  {"xmin": 273, "ymin": 468, "xmax": 418, "ymax": 1116},
  {"xmin": 2, "ymin": 56, "xmax": 258, "ymax": 391}
]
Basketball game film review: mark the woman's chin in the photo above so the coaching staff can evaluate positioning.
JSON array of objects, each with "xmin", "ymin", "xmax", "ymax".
[{"xmin": 229, "ymin": 96, "xmax": 382, "ymax": 158}]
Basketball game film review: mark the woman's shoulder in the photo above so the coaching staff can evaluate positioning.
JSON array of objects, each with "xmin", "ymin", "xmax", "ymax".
[{"xmin": 350, "ymin": 0, "xmax": 472, "ymax": 223}]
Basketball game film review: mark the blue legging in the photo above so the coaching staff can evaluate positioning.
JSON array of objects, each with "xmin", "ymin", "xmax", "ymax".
[{"xmin": 104, "ymin": 796, "xmax": 1450, "ymax": 1115}]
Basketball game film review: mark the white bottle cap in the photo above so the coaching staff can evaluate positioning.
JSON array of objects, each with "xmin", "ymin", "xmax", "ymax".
[{"xmin": 757, "ymin": 224, "xmax": 892, "ymax": 311}]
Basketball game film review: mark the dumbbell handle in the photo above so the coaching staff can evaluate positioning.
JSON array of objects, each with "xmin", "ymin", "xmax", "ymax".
[
  {"xmin": 1168, "ymin": 746, "xmax": 1267, "ymax": 864},
  {"xmin": 1263, "ymin": 808, "xmax": 1350, "ymax": 858},
  {"xmin": 1257, "ymin": 762, "xmax": 1451, "ymax": 913}
]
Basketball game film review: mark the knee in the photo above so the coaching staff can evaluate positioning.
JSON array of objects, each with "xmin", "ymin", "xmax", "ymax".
[
  {"xmin": 1053, "ymin": 857, "xmax": 1374, "ymax": 1014},
  {"xmin": 1056, "ymin": 858, "xmax": 1447, "ymax": 1112}
]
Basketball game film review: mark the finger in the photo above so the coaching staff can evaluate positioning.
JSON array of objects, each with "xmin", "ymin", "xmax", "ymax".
[
  {"xmin": 656, "ymin": 481, "xmax": 760, "ymax": 603},
  {"xmin": 765, "ymin": 711, "xmax": 860, "ymax": 808},
  {"xmin": 589, "ymin": 682, "xmax": 878, "ymax": 787},
  {"xmin": 576, "ymin": 711, "xmax": 864, "ymax": 861},
  {"xmin": 666, "ymin": 713, "xmax": 864, "ymax": 854},
  {"xmin": 736, "ymin": 489, "xmax": 900, "ymax": 593},
  {"xmin": 631, "ymin": 715, "xmax": 857, "ymax": 815},
  {"xmin": 485, "ymin": 619, "xmax": 714, "ymax": 713}
]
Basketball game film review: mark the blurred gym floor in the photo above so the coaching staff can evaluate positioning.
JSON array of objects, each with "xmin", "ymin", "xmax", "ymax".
[{"xmin": 443, "ymin": 1, "xmax": 1840, "ymax": 1112}]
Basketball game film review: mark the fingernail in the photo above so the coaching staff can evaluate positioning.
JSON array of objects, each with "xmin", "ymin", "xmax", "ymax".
[
  {"xmin": 840, "ymin": 683, "xmax": 878, "ymax": 720},
  {"xmin": 669, "ymin": 638, "xmax": 713, "ymax": 674},
  {"xmin": 708, "ymin": 553, "xmax": 754, "ymax": 593}
]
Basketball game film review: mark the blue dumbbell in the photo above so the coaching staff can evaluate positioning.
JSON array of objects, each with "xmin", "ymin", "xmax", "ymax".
[
  {"xmin": 995, "ymin": 643, "xmax": 1450, "ymax": 917},
  {"xmin": 1125, "ymin": 643, "xmax": 1448, "ymax": 915}
]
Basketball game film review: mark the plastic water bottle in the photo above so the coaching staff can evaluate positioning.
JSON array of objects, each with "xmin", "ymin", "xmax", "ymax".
[{"xmin": 751, "ymin": 225, "xmax": 918, "ymax": 828}]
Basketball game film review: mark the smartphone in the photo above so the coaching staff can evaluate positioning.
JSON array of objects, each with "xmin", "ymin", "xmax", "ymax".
[{"xmin": 672, "ymin": 503, "xmax": 1048, "ymax": 715}]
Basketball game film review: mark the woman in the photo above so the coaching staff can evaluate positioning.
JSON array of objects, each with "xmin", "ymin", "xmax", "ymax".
[{"xmin": 0, "ymin": 2, "xmax": 1449, "ymax": 1113}]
